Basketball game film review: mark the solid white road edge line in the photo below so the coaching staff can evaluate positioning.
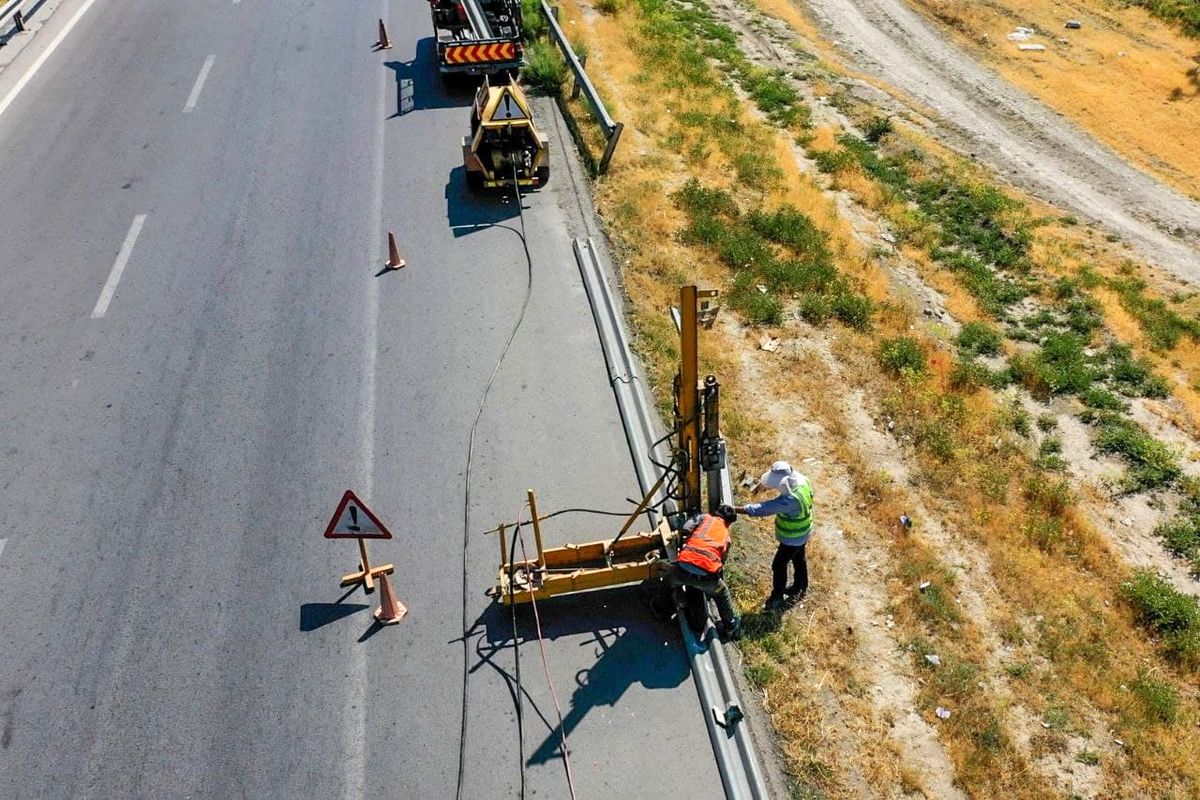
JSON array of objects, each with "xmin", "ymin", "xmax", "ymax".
[
  {"xmin": 183, "ymin": 55, "xmax": 216, "ymax": 113},
  {"xmin": 0, "ymin": 538, "xmax": 6, "ymax": 563},
  {"xmin": 91, "ymin": 214, "xmax": 147, "ymax": 319},
  {"xmin": 0, "ymin": 0, "xmax": 102, "ymax": 119}
]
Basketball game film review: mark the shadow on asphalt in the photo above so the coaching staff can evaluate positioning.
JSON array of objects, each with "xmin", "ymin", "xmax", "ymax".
[
  {"xmin": 469, "ymin": 585, "xmax": 690, "ymax": 767},
  {"xmin": 446, "ymin": 165, "xmax": 522, "ymax": 235},
  {"xmin": 299, "ymin": 601, "xmax": 369, "ymax": 632},
  {"xmin": 384, "ymin": 37, "xmax": 477, "ymax": 118}
]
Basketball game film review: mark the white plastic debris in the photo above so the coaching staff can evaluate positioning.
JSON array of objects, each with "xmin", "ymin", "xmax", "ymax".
[
  {"xmin": 924, "ymin": 654, "xmax": 941, "ymax": 667},
  {"xmin": 1120, "ymin": 518, "xmax": 1133, "ymax": 527},
  {"xmin": 1007, "ymin": 27, "xmax": 1035, "ymax": 41},
  {"xmin": 1019, "ymin": 44, "xmax": 1046, "ymax": 51},
  {"xmin": 919, "ymin": 580, "xmax": 931, "ymax": 592},
  {"xmin": 935, "ymin": 707, "xmax": 952, "ymax": 720},
  {"xmin": 759, "ymin": 337, "xmax": 780, "ymax": 353},
  {"xmin": 755, "ymin": 284, "xmax": 768, "ymax": 294}
]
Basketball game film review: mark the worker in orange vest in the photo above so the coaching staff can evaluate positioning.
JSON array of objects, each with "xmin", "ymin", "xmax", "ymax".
[{"xmin": 666, "ymin": 505, "xmax": 741, "ymax": 640}]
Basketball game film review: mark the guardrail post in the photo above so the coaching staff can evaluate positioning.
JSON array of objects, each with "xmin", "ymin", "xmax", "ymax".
[
  {"xmin": 14, "ymin": 9, "xmax": 25, "ymax": 32},
  {"xmin": 571, "ymin": 54, "xmax": 587, "ymax": 100},
  {"xmin": 598, "ymin": 122, "xmax": 623, "ymax": 175}
]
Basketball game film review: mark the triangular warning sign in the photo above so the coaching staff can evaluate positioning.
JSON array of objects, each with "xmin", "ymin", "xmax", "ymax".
[
  {"xmin": 323, "ymin": 490, "xmax": 393, "ymax": 540},
  {"xmin": 491, "ymin": 88, "xmax": 528, "ymax": 122}
]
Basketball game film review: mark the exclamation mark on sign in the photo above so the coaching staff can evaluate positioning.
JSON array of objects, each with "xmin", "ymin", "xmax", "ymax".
[{"xmin": 349, "ymin": 506, "xmax": 361, "ymax": 533}]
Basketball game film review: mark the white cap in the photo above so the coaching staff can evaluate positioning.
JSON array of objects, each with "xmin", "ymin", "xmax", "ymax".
[{"xmin": 760, "ymin": 461, "xmax": 800, "ymax": 491}]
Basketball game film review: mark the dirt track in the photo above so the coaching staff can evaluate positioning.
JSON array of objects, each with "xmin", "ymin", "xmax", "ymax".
[{"xmin": 798, "ymin": 0, "xmax": 1200, "ymax": 280}]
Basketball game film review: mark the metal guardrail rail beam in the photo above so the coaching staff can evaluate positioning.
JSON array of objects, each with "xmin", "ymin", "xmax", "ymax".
[
  {"xmin": 575, "ymin": 237, "xmax": 771, "ymax": 800},
  {"xmin": 541, "ymin": 0, "xmax": 624, "ymax": 173}
]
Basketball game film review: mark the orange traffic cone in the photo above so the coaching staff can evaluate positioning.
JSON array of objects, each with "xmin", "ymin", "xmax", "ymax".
[
  {"xmin": 376, "ymin": 19, "xmax": 392, "ymax": 51},
  {"xmin": 374, "ymin": 572, "xmax": 408, "ymax": 625},
  {"xmin": 385, "ymin": 232, "xmax": 406, "ymax": 269}
]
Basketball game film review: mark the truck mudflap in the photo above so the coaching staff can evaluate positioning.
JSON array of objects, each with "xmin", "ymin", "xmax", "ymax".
[{"xmin": 437, "ymin": 40, "xmax": 524, "ymax": 74}]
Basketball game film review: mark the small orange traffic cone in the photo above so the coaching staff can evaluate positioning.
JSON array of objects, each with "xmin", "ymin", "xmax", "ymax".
[
  {"xmin": 376, "ymin": 19, "xmax": 392, "ymax": 51},
  {"xmin": 385, "ymin": 232, "xmax": 406, "ymax": 269},
  {"xmin": 374, "ymin": 572, "xmax": 408, "ymax": 625}
]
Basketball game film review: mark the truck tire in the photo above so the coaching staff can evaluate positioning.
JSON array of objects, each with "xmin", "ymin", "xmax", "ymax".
[
  {"xmin": 535, "ymin": 165, "xmax": 550, "ymax": 188},
  {"xmin": 683, "ymin": 586, "xmax": 709, "ymax": 634},
  {"xmin": 465, "ymin": 169, "xmax": 485, "ymax": 192}
]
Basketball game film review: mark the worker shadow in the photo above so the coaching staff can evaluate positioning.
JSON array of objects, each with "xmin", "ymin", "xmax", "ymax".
[
  {"xmin": 473, "ymin": 586, "xmax": 690, "ymax": 768},
  {"xmin": 383, "ymin": 38, "xmax": 477, "ymax": 118},
  {"xmin": 445, "ymin": 165, "xmax": 522, "ymax": 235}
]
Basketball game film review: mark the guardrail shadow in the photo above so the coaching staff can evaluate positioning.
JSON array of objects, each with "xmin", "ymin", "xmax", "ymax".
[
  {"xmin": 471, "ymin": 585, "xmax": 689, "ymax": 768},
  {"xmin": 445, "ymin": 165, "xmax": 521, "ymax": 235},
  {"xmin": 384, "ymin": 37, "xmax": 477, "ymax": 117}
]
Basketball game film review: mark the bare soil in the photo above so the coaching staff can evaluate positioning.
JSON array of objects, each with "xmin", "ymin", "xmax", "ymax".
[{"xmin": 790, "ymin": 0, "xmax": 1200, "ymax": 280}]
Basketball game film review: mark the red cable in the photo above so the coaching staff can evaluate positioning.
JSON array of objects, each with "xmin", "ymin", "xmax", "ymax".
[{"xmin": 514, "ymin": 505, "xmax": 579, "ymax": 800}]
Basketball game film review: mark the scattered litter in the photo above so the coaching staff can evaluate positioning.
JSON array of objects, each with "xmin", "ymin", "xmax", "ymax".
[
  {"xmin": 755, "ymin": 284, "xmax": 768, "ymax": 294},
  {"xmin": 1118, "ymin": 51, "xmax": 1127, "ymax": 57},
  {"xmin": 880, "ymin": 231, "xmax": 897, "ymax": 244},
  {"xmin": 1007, "ymin": 27, "xmax": 1035, "ymax": 41},
  {"xmin": 886, "ymin": 418, "xmax": 895, "ymax": 431},
  {"xmin": 885, "ymin": 618, "xmax": 895, "ymax": 629},
  {"xmin": 836, "ymin": 528, "xmax": 845, "ymax": 536},
  {"xmin": 1019, "ymin": 44, "xmax": 1046, "ymax": 52},
  {"xmin": 1065, "ymin": 19, "xmax": 1082, "ymax": 30},
  {"xmin": 899, "ymin": 514, "xmax": 913, "ymax": 529},
  {"xmin": 1057, "ymin": 38, "xmax": 1070, "ymax": 45},
  {"xmin": 924, "ymin": 654, "xmax": 941, "ymax": 667},
  {"xmin": 759, "ymin": 336, "xmax": 780, "ymax": 353},
  {"xmin": 739, "ymin": 470, "xmax": 756, "ymax": 488},
  {"xmin": 935, "ymin": 706, "xmax": 951, "ymax": 720},
  {"xmin": 919, "ymin": 580, "xmax": 932, "ymax": 592},
  {"xmin": 1114, "ymin": 738, "xmax": 1125, "ymax": 747},
  {"xmin": 1120, "ymin": 518, "xmax": 1133, "ymax": 527},
  {"xmin": 1041, "ymin": 721, "xmax": 1051, "ymax": 729},
  {"xmin": 802, "ymin": 456, "xmax": 818, "ymax": 463}
]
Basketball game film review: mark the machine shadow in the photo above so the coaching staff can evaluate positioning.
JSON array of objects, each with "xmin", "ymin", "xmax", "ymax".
[
  {"xmin": 446, "ymin": 165, "xmax": 521, "ymax": 234},
  {"xmin": 384, "ymin": 38, "xmax": 478, "ymax": 117},
  {"xmin": 471, "ymin": 585, "xmax": 690, "ymax": 768}
]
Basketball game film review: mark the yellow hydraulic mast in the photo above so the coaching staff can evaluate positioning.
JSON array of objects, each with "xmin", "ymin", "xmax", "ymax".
[{"xmin": 674, "ymin": 285, "xmax": 718, "ymax": 517}]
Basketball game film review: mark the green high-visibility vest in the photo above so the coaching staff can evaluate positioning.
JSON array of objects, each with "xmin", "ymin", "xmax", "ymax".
[{"xmin": 775, "ymin": 477, "xmax": 813, "ymax": 544}]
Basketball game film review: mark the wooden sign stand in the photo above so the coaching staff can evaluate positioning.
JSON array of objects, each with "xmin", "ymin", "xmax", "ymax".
[{"xmin": 340, "ymin": 538, "xmax": 395, "ymax": 594}]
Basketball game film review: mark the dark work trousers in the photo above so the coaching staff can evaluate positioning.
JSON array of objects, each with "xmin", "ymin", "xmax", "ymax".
[
  {"xmin": 666, "ymin": 565, "xmax": 738, "ymax": 627},
  {"xmin": 770, "ymin": 541, "xmax": 808, "ymax": 599}
]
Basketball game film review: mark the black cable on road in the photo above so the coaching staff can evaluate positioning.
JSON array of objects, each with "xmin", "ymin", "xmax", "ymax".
[{"xmin": 456, "ymin": 163, "xmax": 536, "ymax": 800}]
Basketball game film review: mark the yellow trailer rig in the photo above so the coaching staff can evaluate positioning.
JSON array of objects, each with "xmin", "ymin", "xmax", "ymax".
[{"xmin": 462, "ymin": 78, "xmax": 550, "ymax": 192}]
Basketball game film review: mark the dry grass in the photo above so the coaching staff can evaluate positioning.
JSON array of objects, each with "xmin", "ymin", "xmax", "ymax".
[
  {"xmin": 904, "ymin": 0, "xmax": 1200, "ymax": 197},
  {"xmin": 552, "ymin": 0, "xmax": 1200, "ymax": 794}
]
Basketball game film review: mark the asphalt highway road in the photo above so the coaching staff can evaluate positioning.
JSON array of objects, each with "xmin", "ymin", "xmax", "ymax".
[{"xmin": 0, "ymin": 1, "xmax": 722, "ymax": 797}]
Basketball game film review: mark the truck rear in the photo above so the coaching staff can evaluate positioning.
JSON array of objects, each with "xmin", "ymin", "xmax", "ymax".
[{"xmin": 429, "ymin": 0, "xmax": 525, "ymax": 76}]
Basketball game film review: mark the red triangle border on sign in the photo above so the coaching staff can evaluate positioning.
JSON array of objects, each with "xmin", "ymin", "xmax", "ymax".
[{"xmin": 323, "ymin": 489, "xmax": 394, "ymax": 540}]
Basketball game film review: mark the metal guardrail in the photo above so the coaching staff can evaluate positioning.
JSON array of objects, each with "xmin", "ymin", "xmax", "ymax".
[
  {"xmin": 541, "ymin": 0, "xmax": 623, "ymax": 174},
  {"xmin": 1, "ymin": 0, "xmax": 28, "ymax": 36},
  {"xmin": 575, "ymin": 237, "xmax": 771, "ymax": 800}
]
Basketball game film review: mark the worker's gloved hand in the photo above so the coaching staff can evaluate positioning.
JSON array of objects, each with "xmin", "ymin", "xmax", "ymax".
[{"xmin": 716, "ymin": 504, "xmax": 737, "ymax": 524}]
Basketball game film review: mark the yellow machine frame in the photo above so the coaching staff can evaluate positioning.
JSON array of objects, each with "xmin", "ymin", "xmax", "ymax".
[{"xmin": 491, "ymin": 285, "xmax": 722, "ymax": 605}]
